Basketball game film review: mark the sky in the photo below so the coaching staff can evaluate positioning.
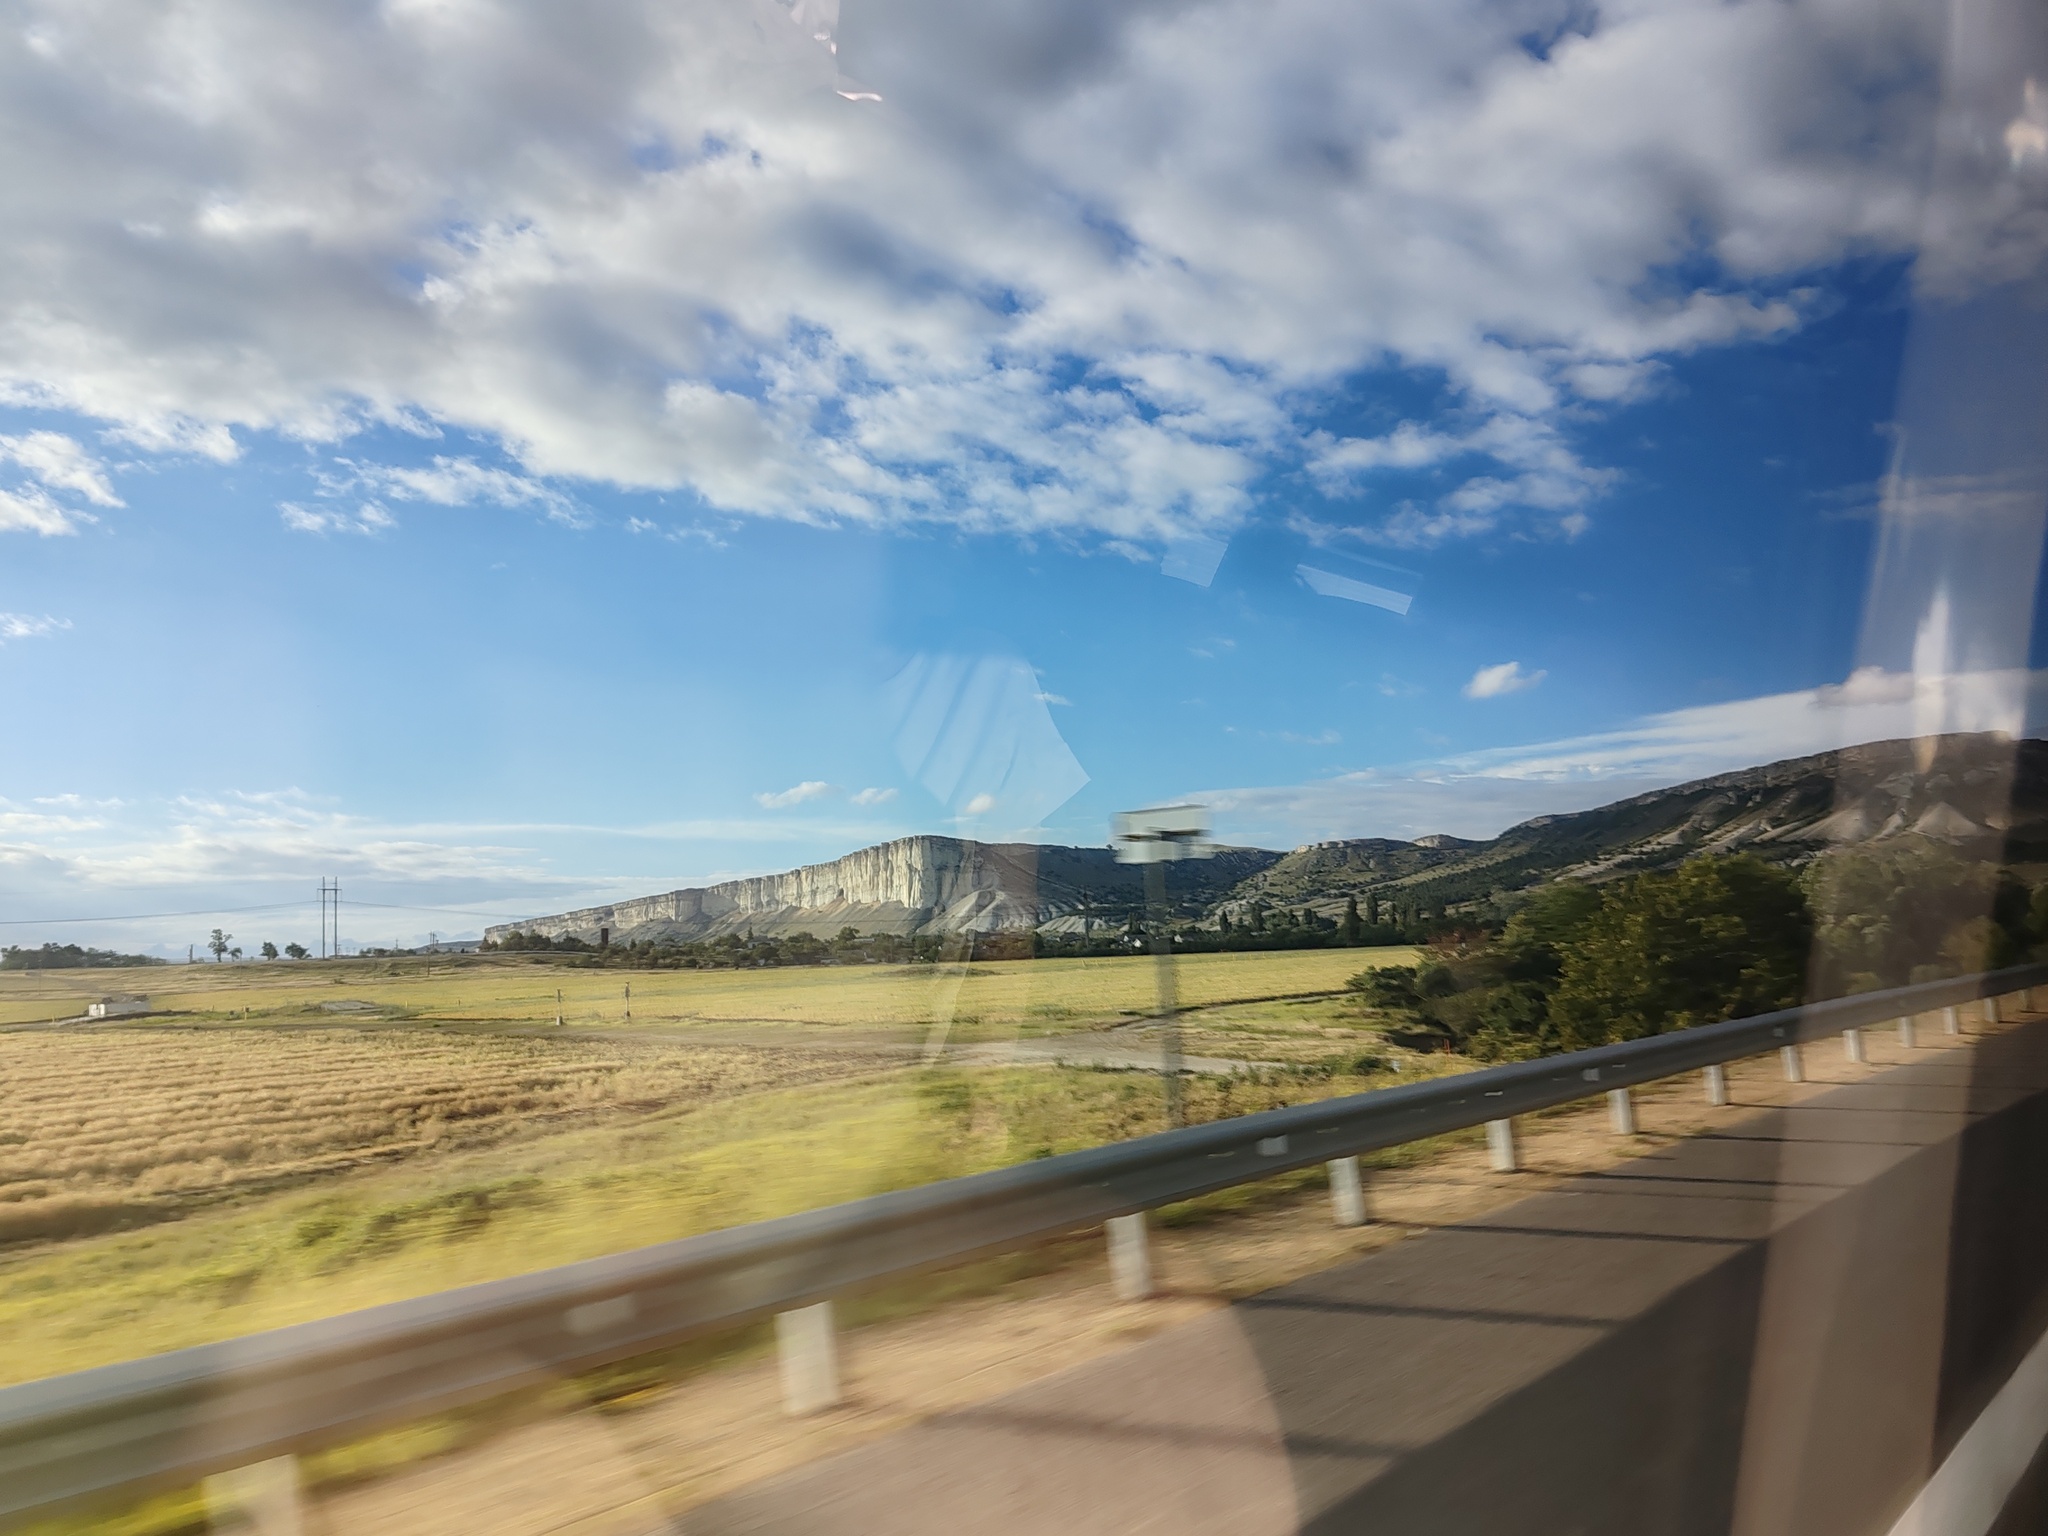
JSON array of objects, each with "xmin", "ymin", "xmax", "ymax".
[{"xmin": 3, "ymin": 0, "xmax": 2047, "ymax": 955}]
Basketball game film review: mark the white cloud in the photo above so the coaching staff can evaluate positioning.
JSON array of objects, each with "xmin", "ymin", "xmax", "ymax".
[
  {"xmin": 961, "ymin": 792, "xmax": 998, "ymax": 816},
  {"xmin": 351, "ymin": 456, "xmax": 583, "ymax": 526},
  {"xmin": 279, "ymin": 501, "xmax": 394, "ymax": 536},
  {"xmin": 0, "ymin": 431, "xmax": 121, "ymax": 506},
  {"xmin": 1310, "ymin": 414, "xmax": 1622, "ymax": 544},
  {"xmin": 1202, "ymin": 665, "xmax": 2048, "ymax": 846},
  {"xmin": 0, "ymin": 0, "xmax": 1984, "ymax": 547},
  {"xmin": 622, "ymin": 517, "xmax": 728, "ymax": 547},
  {"xmin": 0, "ymin": 485, "xmax": 88, "ymax": 535},
  {"xmin": 1464, "ymin": 661, "xmax": 1546, "ymax": 699},
  {"xmin": 0, "ymin": 789, "xmax": 545, "ymax": 891},
  {"xmin": 0, "ymin": 612, "xmax": 70, "ymax": 642},
  {"xmin": 754, "ymin": 780, "xmax": 834, "ymax": 809},
  {"xmin": 850, "ymin": 786, "xmax": 898, "ymax": 806}
]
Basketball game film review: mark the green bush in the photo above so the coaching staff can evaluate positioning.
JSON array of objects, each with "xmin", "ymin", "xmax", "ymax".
[{"xmin": 1548, "ymin": 854, "xmax": 1809, "ymax": 1049}]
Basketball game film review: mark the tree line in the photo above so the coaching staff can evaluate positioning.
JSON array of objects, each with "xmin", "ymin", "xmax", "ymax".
[
  {"xmin": 1, "ymin": 943, "xmax": 167, "ymax": 971},
  {"xmin": 197, "ymin": 930, "xmax": 310, "ymax": 962},
  {"xmin": 476, "ymin": 891, "xmax": 1442, "ymax": 969},
  {"xmin": 1353, "ymin": 841, "xmax": 2048, "ymax": 1060}
]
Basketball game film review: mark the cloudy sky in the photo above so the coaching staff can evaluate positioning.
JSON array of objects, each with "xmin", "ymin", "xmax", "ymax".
[{"xmin": 2, "ymin": 0, "xmax": 2046, "ymax": 952}]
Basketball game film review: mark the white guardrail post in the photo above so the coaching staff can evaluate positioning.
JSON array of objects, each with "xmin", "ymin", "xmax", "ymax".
[
  {"xmin": 1945, "ymin": 1005, "xmax": 1962, "ymax": 1035},
  {"xmin": 1328, "ymin": 1156, "xmax": 1368, "ymax": 1227},
  {"xmin": 203, "ymin": 1455, "xmax": 303, "ymax": 1536},
  {"xmin": 1703, "ymin": 1064, "xmax": 1728, "ymax": 1105},
  {"xmin": 1899, "ymin": 1014, "xmax": 1918, "ymax": 1049},
  {"xmin": 774, "ymin": 1301, "xmax": 840, "ymax": 1416},
  {"xmin": 1606, "ymin": 1087, "xmax": 1636, "ymax": 1135},
  {"xmin": 1843, "ymin": 1027, "xmax": 1866, "ymax": 1064},
  {"xmin": 1107, "ymin": 1212, "xmax": 1153, "ymax": 1300},
  {"xmin": 1780, "ymin": 1044, "xmax": 1805, "ymax": 1083},
  {"xmin": 1985, "ymin": 994, "xmax": 2002, "ymax": 1026},
  {"xmin": 1486, "ymin": 1117, "xmax": 1517, "ymax": 1171}
]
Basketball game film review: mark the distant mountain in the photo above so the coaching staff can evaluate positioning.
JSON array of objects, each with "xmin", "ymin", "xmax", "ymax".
[
  {"xmin": 486, "ymin": 835, "xmax": 1280, "ymax": 945},
  {"xmin": 1238, "ymin": 732, "xmax": 2046, "ymax": 917},
  {"xmin": 491, "ymin": 734, "xmax": 2048, "ymax": 943}
]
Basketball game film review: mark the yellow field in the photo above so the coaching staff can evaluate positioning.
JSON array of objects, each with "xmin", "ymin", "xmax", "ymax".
[
  {"xmin": 0, "ymin": 1056, "xmax": 1443, "ymax": 1388},
  {"xmin": 0, "ymin": 946, "xmax": 1413, "ymax": 1033},
  {"xmin": 0, "ymin": 1028, "xmax": 869, "ymax": 1246},
  {"xmin": 0, "ymin": 946, "xmax": 1422, "ymax": 1394}
]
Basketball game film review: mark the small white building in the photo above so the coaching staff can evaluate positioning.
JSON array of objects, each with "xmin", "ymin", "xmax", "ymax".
[{"xmin": 87, "ymin": 995, "xmax": 149, "ymax": 1020}]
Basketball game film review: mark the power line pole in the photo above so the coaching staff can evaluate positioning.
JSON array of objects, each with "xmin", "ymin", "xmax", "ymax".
[
  {"xmin": 1112, "ymin": 805, "xmax": 1213, "ymax": 1129},
  {"xmin": 318, "ymin": 878, "xmax": 341, "ymax": 959}
]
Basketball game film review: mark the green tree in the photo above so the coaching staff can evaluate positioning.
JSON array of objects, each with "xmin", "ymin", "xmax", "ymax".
[
  {"xmin": 2, "ymin": 943, "xmax": 164, "ymax": 971},
  {"xmin": 260, "ymin": 941, "xmax": 279, "ymax": 961},
  {"xmin": 207, "ymin": 928, "xmax": 232, "ymax": 963},
  {"xmin": 1805, "ymin": 841, "xmax": 2016, "ymax": 993},
  {"xmin": 284, "ymin": 943, "xmax": 309, "ymax": 960},
  {"xmin": 1349, "ymin": 964, "xmax": 1421, "ymax": 1009},
  {"xmin": 1340, "ymin": 895, "xmax": 1361, "ymax": 944},
  {"xmin": 1499, "ymin": 882, "xmax": 1605, "ymax": 980},
  {"xmin": 1549, "ymin": 854, "xmax": 1810, "ymax": 1050}
]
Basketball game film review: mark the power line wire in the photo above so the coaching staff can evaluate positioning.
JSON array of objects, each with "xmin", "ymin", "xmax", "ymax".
[
  {"xmin": 1, "ymin": 897, "xmax": 536, "ymax": 928},
  {"xmin": 341, "ymin": 899, "xmax": 529, "ymax": 921},
  {"xmin": 0, "ymin": 901, "xmax": 311, "ymax": 928}
]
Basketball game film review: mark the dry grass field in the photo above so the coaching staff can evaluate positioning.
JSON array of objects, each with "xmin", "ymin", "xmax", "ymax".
[
  {"xmin": 0, "ymin": 945, "xmax": 1415, "ymax": 1035},
  {"xmin": 0, "ymin": 946, "xmax": 1424, "ymax": 1394},
  {"xmin": 0, "ymin": 1056, "xmax": 1439, "ymax": 1389},
  {"xmin": 0, "ymin": 1028, "xmax": 873, "ymax": 1246}
]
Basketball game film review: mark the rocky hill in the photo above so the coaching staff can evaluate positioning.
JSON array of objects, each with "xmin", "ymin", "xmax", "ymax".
[
  {"xmin": 491, "ymin": 734, "xmax": 2048, "ymax": 943},
  {"xmin": 487, "ymin": 835, "xmax": 1280, "ymax": 945},
  {"xmin": 1237, "ymin": 732, "xmax": 2047, "ymax": 918}
]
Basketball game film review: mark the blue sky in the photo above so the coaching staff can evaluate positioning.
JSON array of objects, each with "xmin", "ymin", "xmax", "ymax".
[{"xmin": 1, "ymin": 0, "xmax": 2044, "ymax": 953}]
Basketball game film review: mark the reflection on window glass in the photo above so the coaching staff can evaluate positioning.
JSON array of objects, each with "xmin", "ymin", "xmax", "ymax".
[{"xmin": 2, "ymin": 0, "xmax": 2047, "ymax": 1531}]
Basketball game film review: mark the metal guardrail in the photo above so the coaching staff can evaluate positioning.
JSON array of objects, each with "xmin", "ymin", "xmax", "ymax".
[{"xmin": 5, "ymin": 960, "xmax": 2046, "ymax": 1526}]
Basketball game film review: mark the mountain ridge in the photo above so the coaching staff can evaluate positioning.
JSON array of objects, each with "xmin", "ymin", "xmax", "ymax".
[
  {"xmin": 486, "ymin": 836, "xmax": 1279, "ymax": 945},
  {"xmin": 489, "ymin": 733, "xmax": 2048, "ymax": 944}
]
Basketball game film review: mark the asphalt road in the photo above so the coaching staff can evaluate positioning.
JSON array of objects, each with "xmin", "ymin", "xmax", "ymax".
[{"xmin": 680, "ymin": 1015, "xmax": 2048, "ymax": 1536}]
